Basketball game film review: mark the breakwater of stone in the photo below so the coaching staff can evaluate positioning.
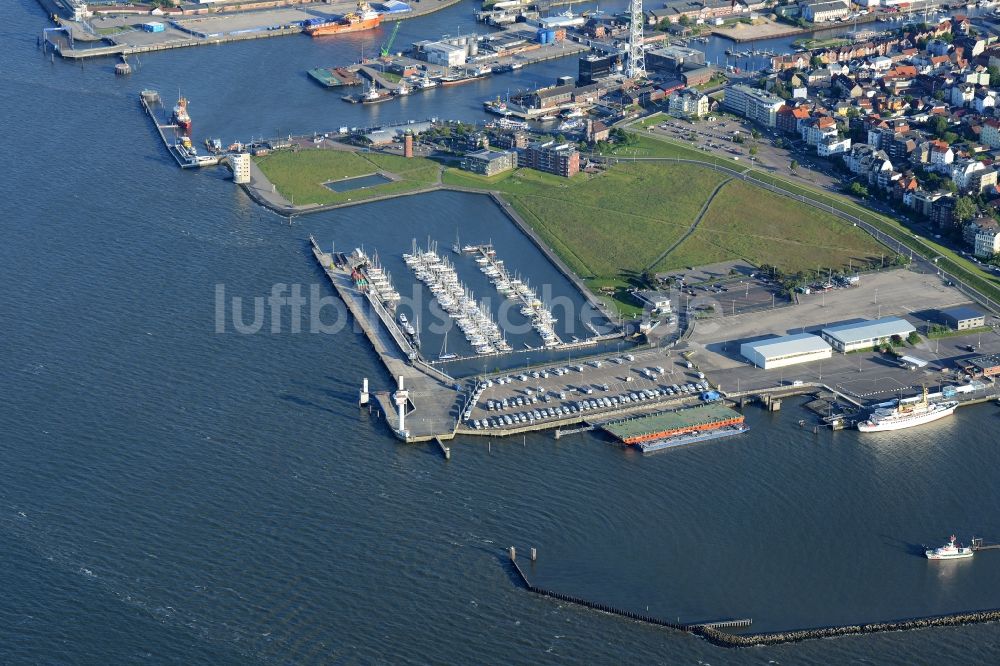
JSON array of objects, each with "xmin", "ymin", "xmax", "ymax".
[{"xmin": 506, "ymin": 548, "xmax": 1000, "ymax": 648}]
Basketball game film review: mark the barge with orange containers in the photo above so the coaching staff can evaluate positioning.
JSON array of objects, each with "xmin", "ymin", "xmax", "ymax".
[{"xmin": 602, "ymin": 403, "xmax": 748, "ymax": 453}]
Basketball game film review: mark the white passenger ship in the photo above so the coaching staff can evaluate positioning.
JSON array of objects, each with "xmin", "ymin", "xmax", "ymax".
[{"xmin": 857, "ymin": 388, "xmax": 959, "ymax": 433}]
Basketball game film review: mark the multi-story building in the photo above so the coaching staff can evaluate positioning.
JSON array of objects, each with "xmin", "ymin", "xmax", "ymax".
[
  {"xmin": 969, "ymin": 168, "xmax": 997, "ymax": 194},
  {"xmin": 577, "ymin": 54, "xmax": 617, "ymax": 85},
  {"xmin": 800, "ymin": 0, "xmax": 850, "ymax": 22},
  {"xmin": 645, "ymin": 45, "xmax": 706, "ymax": 73},
  {"xmin": 518, "ymin": 141, "xmax": 580, "ymax": 177},
  {"xmin": 818, "ymin": 136, "xmax": 852, "ymax": 156},
  {"xmin": 721, "ymin": 84, "xmax": 784, "ymax": 127},
  {"xmin": 928, "ymin": 139, "xmax": 955, "ymax": 172},
  {"xmin": 230, "ymin": 152, "xmax": 251, "ymax": 184},
  {"xmin": 950, "ymin": 159, "xmax": 986, "ymax": 191},
  {"xmin": 800, "ymin": 115, "xmax": 838, "ymax": 146},
  {"xmin": 668, "ymin": 88, "xmax": 709, "ymax": 119},
  {"xmin": 976, "ymin": 226, "xmax": 1000, "ymax": 258},
  {"xmin": 776, "ymin": 104, "xmax": 811, "ymax": 135},
  {"xmin": 460, "ymin": 149, "xmax": 517, "ymax": 177},
  {"xmin": 981, "ymin": 118, "xmax": 1000, "ymax": 149}
]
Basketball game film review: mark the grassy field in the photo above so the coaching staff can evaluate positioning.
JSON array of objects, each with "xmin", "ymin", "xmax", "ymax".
[
  {"xmin": 445, "ymin": 163, "xmax": 728, "ymax": 278},
  {"xmin": 597, "ymin": 133, "xmax": 751, "ymax": 171},
  {"xmin": 658, "ymin": 180, "xmax": 886, "ymax": 273},
  {"xmin": 445, "ymin": 163, "xmax": 730, "ymax": 314},
  {"xmin": 621, "ymin": 126, "xmax": 1000, "ymax": 303},
  {"xmin": 255, "ymin": 149, "xmax": 439, "ymax": 206},
  {"xmin": 745, "ymin": 170, "xmax": 1000, "ymax": 303},
  {"xmin": 444, "ymin": 158, "xmax": 891, "ymax": 315}
]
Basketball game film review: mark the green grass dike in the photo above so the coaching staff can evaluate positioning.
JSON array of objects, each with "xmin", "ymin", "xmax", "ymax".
[
  {"xmin": 254, "ymin": 148, "xmax": 440, "ymax": 206},
  {"xmin": 258, "ymin": 134, "xmax": 997, "ymax": 318},
  {"xmin": 443, "ymin": 158, "xmax": 886, "ymax": 316}
]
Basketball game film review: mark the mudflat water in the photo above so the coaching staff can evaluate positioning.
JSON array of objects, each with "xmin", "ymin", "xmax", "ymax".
[{"xmin": 4, "ymin": 0, "xmax": 1000, "ymax": 662}]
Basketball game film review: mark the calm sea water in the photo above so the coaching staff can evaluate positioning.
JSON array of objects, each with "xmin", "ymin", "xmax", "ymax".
[{"xmin": 4, "ymin": 0, "xmax": 1000, "ymax": 662}]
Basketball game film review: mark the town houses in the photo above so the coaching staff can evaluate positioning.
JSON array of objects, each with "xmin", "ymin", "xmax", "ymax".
[{"xmin": 719, "ymin": 15, "xmax": 1000, "ymax": 259}]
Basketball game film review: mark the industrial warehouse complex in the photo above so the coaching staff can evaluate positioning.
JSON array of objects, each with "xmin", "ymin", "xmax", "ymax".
[
  {"xmin": 740, "ymin": 317, "xmax": 922, "ymax": 369},
  {"xmin": 741, "ymin": 333, "xmax": 833, "ymax": 370},
  {"xmin": 819, "ymin": 317, "xmax": 916, "ymax": 353}
]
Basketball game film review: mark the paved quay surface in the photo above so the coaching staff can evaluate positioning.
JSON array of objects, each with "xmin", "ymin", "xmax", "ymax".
[{"xmin": 48, "ymin": 0, "xmax": 465, "ymax": 58}]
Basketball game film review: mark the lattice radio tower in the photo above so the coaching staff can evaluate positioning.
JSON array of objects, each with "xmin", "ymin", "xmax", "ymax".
[{"xmin": 626, "ymin": 0, "xmax": 646, "ymax": 80}]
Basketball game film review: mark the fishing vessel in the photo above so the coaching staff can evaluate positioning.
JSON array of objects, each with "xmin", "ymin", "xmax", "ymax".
[
  {"xmin": 857, "ymin": 388, "xmax": 959, "ymax": 432},
  {"xmin": 305, "ymin": 2, "xmax": 381, "ymax": 37},
  {"xmin": 172, "ymin": 97, "xmax": 192, "ymax": 133},
  {"xmin": 926, "ymin": 535, "xmax": 974, "ymax": 560}
]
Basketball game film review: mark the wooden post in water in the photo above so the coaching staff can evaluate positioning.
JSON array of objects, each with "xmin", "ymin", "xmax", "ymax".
[
  {"xmin": 530, "ymin": 547, "xmax": 537, "ymax": 562},
  {"xmin": 509, "ymin": 546, "xmax": 516, "ymax": 561}
]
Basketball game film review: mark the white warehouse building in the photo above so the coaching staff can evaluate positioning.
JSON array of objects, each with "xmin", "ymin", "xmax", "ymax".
[
  {"xmin": 741, "ymin": 333, "xmax": 833, "ymax": 369},
  {"xmin": 820, "ymin": 317, "xmax": 915, "ymax": 353}
]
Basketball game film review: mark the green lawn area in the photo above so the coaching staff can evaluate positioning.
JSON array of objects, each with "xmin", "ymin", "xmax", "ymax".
[
  {"xmin": 445, "ymin": 163, "xmax": 727, "ymax": 279},
  {"xmin": 597, "ymin": 133, "xmax": 750, "ymax": 171},
  {"xmin": 254, "ymin": 148, "xmax": 439, "ymax": 206},
  {"xmin": 658, "ymin": 180, "xmax": 886, "ymax": 273},
  {"xmin": 745, "ymin": 171, "xmax": 1000, "ymax": 303},
  {"xmin": 443, "ymin": 156, "xmax": 889, "ymax": 315},
  {"xmin": 444, "ymin": 163, "xmax": 729, "ymax": 315},
  {"xmin": 615, "ymin": 127, "xmax": 1000, "ymax": 303}
]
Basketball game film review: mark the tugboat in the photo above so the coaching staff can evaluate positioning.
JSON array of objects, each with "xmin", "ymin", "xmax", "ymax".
[
  {"xmin": 360, "ymin": 82, "xmax": 392, "ymax": 104},
  {"xmin": 172, "ymin": 97, "xmax": 192, "ymax": 134},
  {"xmin": 926, "ymin": 535, "xmax": 974, "ymax": 560}
]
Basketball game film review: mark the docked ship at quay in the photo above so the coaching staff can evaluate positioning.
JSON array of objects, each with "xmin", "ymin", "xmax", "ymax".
[
  {"xmin": 926, "ymin": 535, "xmax": 974, "ymax": 561},
  {"xmin": 857, "ymin": 388, "xmax": 959, "ymax": 433},
  {"xmin": 304, "ymin": 2, "xmax": 381, "ymax": 37}
]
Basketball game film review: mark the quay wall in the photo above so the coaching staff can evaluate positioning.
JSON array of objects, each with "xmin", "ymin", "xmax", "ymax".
[{"xmin": 41, "ymin": 0, "xmax": 465, "ymax": 60}]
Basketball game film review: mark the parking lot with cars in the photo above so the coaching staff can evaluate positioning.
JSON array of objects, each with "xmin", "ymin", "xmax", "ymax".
[
  {"xmin": 460, "ymin": 350, "xmax": 714, "ymax": 433},
  {"xmin": 639, "ymin": 117, "xmax": 843, "ymax": 192}
]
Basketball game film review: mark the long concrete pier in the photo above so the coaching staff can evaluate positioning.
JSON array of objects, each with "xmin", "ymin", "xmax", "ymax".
[
  {"xmin": 138, "ymin": 91, "xmax": 194, "ymax": 170},
  {"xmin": 310, "ymin": 236, "xmax": 460, "ymax": 443}
]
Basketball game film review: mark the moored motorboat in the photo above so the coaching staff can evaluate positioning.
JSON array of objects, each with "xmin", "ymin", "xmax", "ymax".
[{"xmin": 926, "ymin": 535, "xmax": 974, "ymax": 560}]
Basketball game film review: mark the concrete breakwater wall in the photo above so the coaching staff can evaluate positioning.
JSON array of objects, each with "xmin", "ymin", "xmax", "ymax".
[
  {"xmin": 506, "ymin": 551, "xmax": 1000, "ymax": 648},
  {"xmin": 701, "ymin": 610, "xmax": 1000, "ymax": 648}
]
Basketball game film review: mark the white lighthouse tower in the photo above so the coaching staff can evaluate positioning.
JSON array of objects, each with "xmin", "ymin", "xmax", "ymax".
[{"xmin": 393, "ymin": 375, "xmax": 409, "ymax": 439}]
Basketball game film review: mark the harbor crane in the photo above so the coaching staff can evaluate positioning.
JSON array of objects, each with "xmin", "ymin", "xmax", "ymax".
[{"xmin": 380, "ymin": 21, "xmax": 401, "ymax": 59}]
